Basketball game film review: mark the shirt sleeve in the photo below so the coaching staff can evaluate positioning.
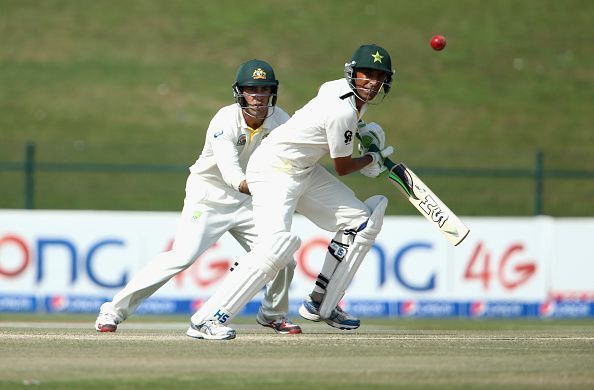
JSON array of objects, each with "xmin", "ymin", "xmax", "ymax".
[
  {"xmin": 326, "ymin": 107, "xmax": 357, "ymax": 159},
  {"xmin": 208, "ymin": 116, "xmax": 246, "ymax": 191}
]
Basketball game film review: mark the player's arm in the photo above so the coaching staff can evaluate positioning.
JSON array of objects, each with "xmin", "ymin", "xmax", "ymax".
[
  {"xmin": 330, "ymin": 119, "xmax": 393, "ymax": 176},
  {"xmin": 332, "ymin": 155, "xmax": 374, "ymax": 176},
  {"xmin": 327, "ymin": 114, "xmax": 370, "ymax": 176},
  {"xmin": 326, "ymin": 108, "xmax": 391, "ymax": 176},
  {"xmin": 210, "ymin": 126, "xmax": 248, "ymax": 194}
]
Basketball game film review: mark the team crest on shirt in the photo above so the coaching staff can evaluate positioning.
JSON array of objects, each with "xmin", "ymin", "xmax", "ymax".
[
  {"xmin": 344, "ymin": 129, "xmax": 353, "ymax": 145},
  {"xmin": 252, "ymin": 68, "xmax": 267, "ymax": 80},
  {"xmin": 236, "ymin": 134, "xmax": 247, "ymax": 146}
]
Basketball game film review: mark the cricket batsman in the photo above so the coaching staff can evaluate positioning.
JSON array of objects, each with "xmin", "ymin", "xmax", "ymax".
[
  {"xmin": 189, "ymin": 44, "xmax": 395, "ymax": 337},
  {"xmin": 95, "ymin": 59, "xmax": 302, "ymax": 338}
]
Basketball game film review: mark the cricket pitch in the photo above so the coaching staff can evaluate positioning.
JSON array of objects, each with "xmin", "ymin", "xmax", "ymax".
[{"xmin": 1, "ymin": 315, "xmax": 593, "ymax": 389}]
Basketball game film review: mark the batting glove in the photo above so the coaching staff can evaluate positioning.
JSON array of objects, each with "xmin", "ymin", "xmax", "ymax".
[
  {"xmin": 357, "ymin": 121, "xmax": 386, "ymax": 153},
  {"xmin": 365, "ymin": 146, "xmax": 394, "ymax": 166},
  {"xmin": 360, "ymin": 161, "xmax": 386, "ymax": 178}
]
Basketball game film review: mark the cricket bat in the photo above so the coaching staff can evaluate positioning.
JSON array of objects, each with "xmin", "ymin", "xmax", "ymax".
[{"xmin": 368, "ymin": 145, "xmax": 470, "ymax": 246}]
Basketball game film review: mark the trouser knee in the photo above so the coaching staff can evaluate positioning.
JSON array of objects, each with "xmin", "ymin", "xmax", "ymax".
[{"xmin": 258, "ymin": 232, "xmax": 301, "ymax": 274}]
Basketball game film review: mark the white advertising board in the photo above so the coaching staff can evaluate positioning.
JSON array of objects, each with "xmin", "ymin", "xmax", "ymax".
[{"xmin": 1, "ymin": 210, "xmax": 593, "ymax": 317}]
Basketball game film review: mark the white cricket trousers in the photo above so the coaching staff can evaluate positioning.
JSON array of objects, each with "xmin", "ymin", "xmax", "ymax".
[
  {"xmin": 101, "ymin": 174, "xmax": 295, "ymax": 322},
  {"xmin": 247, "ymin": 155, "xmax": 371, "ymax": 241},
  {"xmin": 188, "ymin": 150, "xmax": 373, "ymax": 325}
]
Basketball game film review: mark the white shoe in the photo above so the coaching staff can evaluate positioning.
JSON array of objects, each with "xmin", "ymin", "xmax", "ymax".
[
  {"xmin": 298, "ymin": 297, "xmax": 322, "ymax": 322},
  {"xmin": 95, "ymin": 311, "xmax": 120, "ymax": 332},
  {"xmin": 186, "ymin": 320, "xmax": 236, "ymax": 340}
]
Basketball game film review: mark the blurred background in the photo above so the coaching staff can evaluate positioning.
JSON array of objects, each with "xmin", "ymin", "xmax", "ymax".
[{"xmin": 1, "ymin": 0, "xmax": 593, "ymax": 216}]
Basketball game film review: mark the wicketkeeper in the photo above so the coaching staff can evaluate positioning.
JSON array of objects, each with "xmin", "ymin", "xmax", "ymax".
[
  {"xmin": 95, "ymin": 59, "xmax": 301, "ymax": 339},
  {"xmin": 189, "ymin": 44, "xmax": 395, "ymax": 337}
]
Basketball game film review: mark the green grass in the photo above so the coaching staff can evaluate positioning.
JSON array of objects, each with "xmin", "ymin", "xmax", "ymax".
[
  {"xmin": 1, "ymin": 315, "xmax": 593, "ymax": 389},
  {"xmin": 1, "ymin": 0, "xmax": 593, "ymax": 215}
]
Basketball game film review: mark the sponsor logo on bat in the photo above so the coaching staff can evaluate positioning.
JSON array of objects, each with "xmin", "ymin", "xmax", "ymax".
[{"xmin": 418, "ymin": 195, "xmax": 449, "ymax": 228}]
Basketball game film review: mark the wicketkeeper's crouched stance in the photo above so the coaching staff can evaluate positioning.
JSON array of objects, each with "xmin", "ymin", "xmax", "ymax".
[{"xmin": 190, "ymin": 44, "xmax": 396, "ymax": 337}]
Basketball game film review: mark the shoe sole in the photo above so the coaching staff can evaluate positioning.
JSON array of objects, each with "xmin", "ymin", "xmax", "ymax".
[
  {"xmin": 260, "ymin": 324, "xmax": 303, "ymax": 334},
  {"xmin": 298, "ymin": 305, "xmax": 321, "ymax": 322},
  {"xmin": 324, "ymin": 319, "xmax": 360, "ymax": 330},
  {"xmin": 256, "ymin": 315, "xmax": 303, "ymax": 334},
  {"xmin": 186, "ymin": 327, "xmax": 236, "ymax": 340},
  {"xmin": 282, "ymin": 328, "xmax": 303, "ymax": 334},
  {"xmin": 96, "ymin": 324, "xmax": 117, "ymax": 332},
  {"xmin": 257, "ymin": 320, "xmax": 303, "ymax": 334}
]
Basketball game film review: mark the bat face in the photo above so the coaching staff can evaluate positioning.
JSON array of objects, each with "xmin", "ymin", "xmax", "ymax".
[
  {"xmin": 417, "ymin": 192, "xmax": 449, "ymax": 228},
  {"xmin": 360, "ymin": 143, "xmax": 469, "ymax": 246},
  {"xmin": 388, "ymin": 163, "xmax": 470, "ymax": 246}
]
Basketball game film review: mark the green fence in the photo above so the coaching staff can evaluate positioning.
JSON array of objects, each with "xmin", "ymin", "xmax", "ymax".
[{"xmin": 1, "ymin": 142, "xmax": 594, "ymax": 216}]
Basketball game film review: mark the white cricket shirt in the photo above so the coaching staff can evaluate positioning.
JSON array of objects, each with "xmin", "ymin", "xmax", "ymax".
[
  {"xmin": 261, "ymin": 79, "xmax": 367, "ymax": 174},
  {"xmin": 190, "ymin": 104, "xmax": 290, "ymax": 203}
]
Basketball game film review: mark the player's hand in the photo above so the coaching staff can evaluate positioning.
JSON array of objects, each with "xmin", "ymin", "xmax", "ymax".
[
  {"xmin": 357, "ymin": 122, "xmax": 386, "ymax": 152},
  {"xmin": 360, "ymin": 145, "xmax": 394, "ymax": 177},
  {"xmin": 357, "ymin": 121, "xmax": 393, "ymax": 177},
  {"xmin": 360, "ymin": 161, "xmax": 386, "ymax": 178},
  {"xmin": 238, "ymin": 180, "xmax": 251, "ymax": 195},
  {"xmin": 365, "ymin": 146, "xmax": 394, "ymax": 167}
]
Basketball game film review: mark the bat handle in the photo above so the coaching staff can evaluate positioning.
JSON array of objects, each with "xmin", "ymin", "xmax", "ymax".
[
  {"xmin": 366, "ymin": 144, "xmax": 415, "ymax": 198},
  {"xmin": 366, "ymin": 144, "xmax": 396, "ymax": 170}
]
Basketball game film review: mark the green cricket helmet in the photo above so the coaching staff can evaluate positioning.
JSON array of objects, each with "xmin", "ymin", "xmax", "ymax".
[
  {"xmin": 344, "ymin": 44, "xmax": 395, "ymax": 96},
  {"xmin": 232, "ymin": 59, "xmax": 279, "ymax": 108}
]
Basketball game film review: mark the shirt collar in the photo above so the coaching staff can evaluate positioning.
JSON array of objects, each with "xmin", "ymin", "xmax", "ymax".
[{"xmin": 339, "ymin": 78, "xmax": 367, "ymax": 118}]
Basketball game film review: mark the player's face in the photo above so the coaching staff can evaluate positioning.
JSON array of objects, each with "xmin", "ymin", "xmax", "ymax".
[
  {"xmin": 242, "ymin": 86, "xmax": 273, "ymax": 119},
  {"xmin": 353, "ymin": 68, "xmax": 388, "ymax": 102}
]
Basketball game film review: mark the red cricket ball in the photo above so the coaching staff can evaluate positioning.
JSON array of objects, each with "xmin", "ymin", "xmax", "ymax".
[{"xmin": 430, "ymin": 35, "xmax": 446, "ymax": 51}]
